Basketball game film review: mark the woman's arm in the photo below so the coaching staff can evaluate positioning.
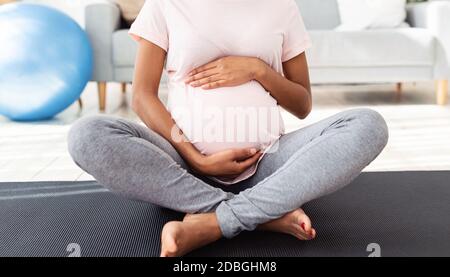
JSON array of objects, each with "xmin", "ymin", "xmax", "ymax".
[
  {"xmin": 185, "ymin": 53, "xmax": 312, "ymax": 119},
  {"xmin": 256, "ymin": 53, "xmax": 312, "ymax": 119},
  {"xmin": 132, "ymin": 40, "xmax": 262, "ymax": 176},
  {"xmin": 132, "ymin": 40, "xmax": 202, "ymax": 166}
]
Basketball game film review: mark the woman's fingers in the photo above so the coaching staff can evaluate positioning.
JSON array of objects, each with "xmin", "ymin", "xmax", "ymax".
[
  {"xmin": 231, "ymin": 148, "xmax": 259, "ymax": 161},
  {"xmin": 185, "ymin": 68, "xmax": 218, "ymax": 84},
  {"xmin": 229, "ymin": 147, "xmax": 263, "ymax": 174},
  {"xmin": 187, "ymin": 60, "xmax": 219, "ymax": 77},
  {"xmin": 189, "ymin": 75, "xmax": 223, "ymax": 88},
  {"xmin": 186, "ymin": 70, "xmax": 229, "ymax": 89},
  {"xmin": 235, "ymin": 151, "xmax": 263, "ymax": 172},
  {"xmin": 203, "ymin": 147, "xmax": 262, "ymax": 176},
  {"xmin": 201, "ymin": 80, "xmax": 227, "ymax": 89}
]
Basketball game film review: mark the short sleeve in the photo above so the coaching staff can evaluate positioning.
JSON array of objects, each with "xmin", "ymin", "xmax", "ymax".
[
  {"xmin": 128, "ymin": 0, "xmax": 168, "ymax": 52},
  {"xmin": 281, "ymin": 1, "xmax": 312, "ymax": 62}
]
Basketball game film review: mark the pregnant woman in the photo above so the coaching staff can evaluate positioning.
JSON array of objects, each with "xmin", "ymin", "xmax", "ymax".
[{"xmin": 68, "ymin": 0, "xmax": 389, "ymax": 257}]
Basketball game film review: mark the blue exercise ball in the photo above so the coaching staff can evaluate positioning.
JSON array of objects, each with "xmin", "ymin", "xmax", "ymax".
[{"xmin": 0, "ymin": 3, "xmax": 92, "ymax": 121}]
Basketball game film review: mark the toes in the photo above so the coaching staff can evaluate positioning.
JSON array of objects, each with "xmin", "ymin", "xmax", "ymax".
[
  {"xmin": 298, "ymin": 231, "xmax": 315, "ymax": 241},
  {"xmin": 160, "ymin": 242, "xmax": 178, "ymax": 257},
  {"xmin": 299, "ymin": 218, "xmax": 312, "ymax": 233},
  {"xmin": 293, "ymin": 225, "xmax": 312, "ymax": 240},
  {"xmin": 295, "ymin": 232, "xmax": 310, "ymax": 240},
  {"xmin": 303, "ymin": 228, "xmax": 316, "ymax": 240},
  {"xmin": 294, "ymin": 222, "xmax": 316, "ymax": 240},
  {"xmin": 310, "ymin": 228, "xmax": 316, "ymax": 239},
  {"xmin": 296, "ymin": 209, "xmax": 313, "ymax": 235},
  {"xmin": 160, "ymin": 222, "xmax": 181, "ymax": 257}
]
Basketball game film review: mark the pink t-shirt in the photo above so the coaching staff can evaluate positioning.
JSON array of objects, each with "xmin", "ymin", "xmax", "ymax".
[{"xmin": 129, "ymin": 0, "xmax": 312, "ymax": 184}]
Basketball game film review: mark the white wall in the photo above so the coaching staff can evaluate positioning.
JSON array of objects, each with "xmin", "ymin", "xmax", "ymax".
[{"xmin": 23, "ymin": 0, "xmax": 107, "ymax": 27}]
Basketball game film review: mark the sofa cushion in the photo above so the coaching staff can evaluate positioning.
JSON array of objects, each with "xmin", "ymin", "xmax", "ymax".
[
  {"xmin": 113, "ymin": 27, "xmax": 436, "ymax": 70},
  {"xmin": 295, "ymin": 0, "xmax": 340, "ymax": 30},
  {"xmin": 112, "ymin": 0, "xmax": 145, "ymax": 27},
  {"xmin": 113, "ymin": 29, "xmax": 137, "ymax": 67},
  {"xmin": 308, "ymin": 28, "xmax": 435, "ymax": 68},
  {"xmin": 336, "ymin": 0, "xmax": 407, "ymax": 30}
]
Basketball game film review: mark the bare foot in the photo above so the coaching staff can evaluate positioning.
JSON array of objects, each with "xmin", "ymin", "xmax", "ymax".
[
  {"xmin": 160, "ymin": 213, "xmax": 222, "ymax": 257},
  {"xmin": 258, "ymin": 208, "xmax": 316, "ymax": 240}
]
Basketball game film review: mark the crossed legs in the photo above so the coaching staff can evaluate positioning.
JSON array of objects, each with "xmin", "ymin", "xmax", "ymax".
[{"xmin": 68, "ymin": 108, "xmax": 388, "ymax": 256}]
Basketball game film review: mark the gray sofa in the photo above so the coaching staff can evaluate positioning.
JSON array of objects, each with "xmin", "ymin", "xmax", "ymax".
[{"xmin": 85, "ymin": 0, "xmax": 450, "ymax": 111}]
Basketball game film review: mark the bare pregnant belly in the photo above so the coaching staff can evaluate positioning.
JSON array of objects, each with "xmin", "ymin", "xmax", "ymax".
[{"xmin": 168, "ymin": 81, "xmax": 284, "ymax": 156}]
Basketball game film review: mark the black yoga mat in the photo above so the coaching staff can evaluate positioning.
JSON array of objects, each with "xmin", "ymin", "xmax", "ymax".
[{"xmin": 0, "ymin": 171, "xmax": 449, "ymax": 257}]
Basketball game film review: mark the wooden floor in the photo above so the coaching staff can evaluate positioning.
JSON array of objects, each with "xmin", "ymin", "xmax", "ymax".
[{"xmin": 1, "ymin": 81, "xmax": 449, "ymax": 182}]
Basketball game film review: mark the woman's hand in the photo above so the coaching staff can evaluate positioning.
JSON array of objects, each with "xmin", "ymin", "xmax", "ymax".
[
  {"xmin": 190, "ymin": 148, "xmax": 263, "ymax": 177},
  {"xmin": 185, "ymin": 56, "xmax": 266, "ymax": 90}
]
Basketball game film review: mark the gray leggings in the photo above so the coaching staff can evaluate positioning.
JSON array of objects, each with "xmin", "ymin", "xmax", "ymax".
[{"xmin": 68, "ymin": 108, "xmax": 388, "ymax": 238}]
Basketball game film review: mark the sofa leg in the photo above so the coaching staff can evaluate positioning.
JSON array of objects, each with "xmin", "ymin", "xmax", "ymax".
[
  {"xmin": 121, "ymin": 82, "xmax": 127, "ymax": 94},
  {"xmin": 395, "ymin": 83, "xmax": 402, "ymax": 102},
  {"xmin": 437, "ymin": 80, "xmax": 448, "ymax": 106},
  {"xmin": 98, "ymin": 82, "xmax": 107, "ymax": 112}
]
